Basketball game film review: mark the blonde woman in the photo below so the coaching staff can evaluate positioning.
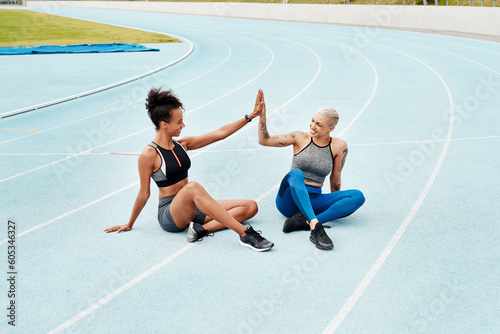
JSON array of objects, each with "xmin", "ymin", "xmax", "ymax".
[{"xmin": 257, "ymin": 91, "xmax": 364, "ymax": 250}]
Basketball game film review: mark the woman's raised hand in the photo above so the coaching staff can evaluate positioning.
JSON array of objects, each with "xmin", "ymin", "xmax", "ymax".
[{"xmin": 249, "ymin": 89, "xmax": 265, "ymax": 119}]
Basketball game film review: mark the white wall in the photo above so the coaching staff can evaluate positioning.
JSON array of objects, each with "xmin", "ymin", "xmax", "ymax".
[{"xmin": 26, "ymin": 1, "xmax": 500, "ymax": 38}]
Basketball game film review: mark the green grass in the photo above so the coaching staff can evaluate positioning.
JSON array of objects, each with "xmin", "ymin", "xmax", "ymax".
[{"xmin": 0, "ymin": 9, "xmax": 180, "ymax": 47}]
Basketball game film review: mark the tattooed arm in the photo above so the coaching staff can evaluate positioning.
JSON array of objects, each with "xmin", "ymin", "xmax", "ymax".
[
  {"xmin": 257, "ymin": 91, "xmax": 303, "ymax": 147},
  {"xmin": 330, "ymin": 140, "xmax": 348, "ymax": 192}
]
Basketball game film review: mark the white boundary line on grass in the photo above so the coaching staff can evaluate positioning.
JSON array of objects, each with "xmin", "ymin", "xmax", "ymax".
[{"xmin": 322, "ymin": 43, "xmax": 455, "ymax": 334}]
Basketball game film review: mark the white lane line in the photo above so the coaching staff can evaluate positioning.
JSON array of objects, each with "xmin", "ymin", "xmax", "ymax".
[
  {"xmin": 0, "ymin": 182, "xmax": 139, "ymax": 246},
  {"xmin": 3, "ymin": 135, "xmax": 497, "ymax": 157},
  {"xmin": 47, "ymin": 242, "xmax": 196, "ymax": 334},
  {"xmin": 322, "ymin": 43, "xmax": 455, "ymax": 334},
  {"xmin": 183, "ymin": 34, "xmax": 275, "ymax": 114},
  {"xmin": 397, "ymin": 33, "xmax": 500, "ymax": 56},
  {"xmin": 349, "ymin": 135, "xmax": 500, "ymax": 147},
  {"xmin": 0, "ymin": 126, "xmax": 154, "ymax": 184},
  {"xmin": 174, "ymin": 39, "xmax": 233, "ymax": 88},
  {"xmin": 328, "ymin": 42, "xmax": 378, "ymax": 138},
  {"xmin": 382, "ymin": 35, "xmax": 500, "ymax": 76}
]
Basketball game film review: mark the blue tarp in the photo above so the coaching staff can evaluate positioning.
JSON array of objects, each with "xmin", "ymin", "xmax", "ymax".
[{"xmin": 0, "ymin": 43, "xmax": 160, "ymax": 55}]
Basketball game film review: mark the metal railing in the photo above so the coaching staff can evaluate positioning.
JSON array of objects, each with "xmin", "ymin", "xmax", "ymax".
[{"xmin": 16, "ymin": 0, "xmax": 498, "ymax": 7}]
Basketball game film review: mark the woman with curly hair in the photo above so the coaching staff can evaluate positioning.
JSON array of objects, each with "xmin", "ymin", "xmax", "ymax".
[{"xmin": 105, "ymin": 88, "xmax": 274, "ymax": 252}]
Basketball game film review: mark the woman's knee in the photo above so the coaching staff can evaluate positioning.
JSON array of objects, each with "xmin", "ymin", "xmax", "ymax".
[
  {"xmin": 289, "ymin": 168, "xmax": 304, "ymax": 179},
  {"xmin": 183, "ymin": 181, "xmax": 204, "ymax": 194},
  {"xmin": 246, "ymin": 200, "xmax": 258, "ymax": 217},
  {"xmin": 350, "ymin": 189, "xmax": 365, "ymax": 207},
  {"xmin": 285, "ymin": 169, "xmax": 305, "ymax": 188}
]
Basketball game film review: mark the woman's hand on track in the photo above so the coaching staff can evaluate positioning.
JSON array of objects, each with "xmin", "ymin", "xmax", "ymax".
[{"xmin": 104, "ymin": 224, "xmax": 132, "ymax": 233}]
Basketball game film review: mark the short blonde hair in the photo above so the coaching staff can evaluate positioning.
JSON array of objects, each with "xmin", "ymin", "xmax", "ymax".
[{"xmin": 317, "ymin": 107, "xmax": 339, "ymax": 127}]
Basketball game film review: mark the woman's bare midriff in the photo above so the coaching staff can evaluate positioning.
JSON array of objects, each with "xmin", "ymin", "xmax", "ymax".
[
  {"xmin": 158, "ymin": 178, "xmax": 189, "ymax": 199},
  {"xmin": 305, "ymin": 180, "xmax": 323, "ymax": 188}
]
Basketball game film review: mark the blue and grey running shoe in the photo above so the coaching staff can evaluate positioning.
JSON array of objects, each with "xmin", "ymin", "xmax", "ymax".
[
  {"xmin": 239, "ymin": 226, "xmax": 274, "ymax": 252},
  {"xmin": 187, "ymin": 222, "xmax": 211, "ymax": 242}
]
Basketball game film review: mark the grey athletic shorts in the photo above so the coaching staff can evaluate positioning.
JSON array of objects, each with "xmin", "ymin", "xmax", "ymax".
[{"xmin": 158, "ymin": 195, "xmax": 207, "ymax": 232}]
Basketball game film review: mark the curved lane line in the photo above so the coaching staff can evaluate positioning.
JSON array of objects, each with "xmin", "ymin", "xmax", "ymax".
[{"xmin": 322, "ymin": 43, "xmax": 455, "ymax": 334}]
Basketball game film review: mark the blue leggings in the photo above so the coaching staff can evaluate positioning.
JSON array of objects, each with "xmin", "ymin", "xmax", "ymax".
[{"xmin": 276, "ymin": 169, "xmax": 365, "ymax": 223}]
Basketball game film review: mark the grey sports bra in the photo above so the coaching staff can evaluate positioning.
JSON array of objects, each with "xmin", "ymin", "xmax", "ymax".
[{"xmin": 290, "ymin": 138, "xmax": 333, "ymax": 184}]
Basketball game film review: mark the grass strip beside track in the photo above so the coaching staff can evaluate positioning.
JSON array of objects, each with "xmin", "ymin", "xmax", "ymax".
[{"xmin": 0, "ymin": 9, "xmax": 181, "ymax": 47}]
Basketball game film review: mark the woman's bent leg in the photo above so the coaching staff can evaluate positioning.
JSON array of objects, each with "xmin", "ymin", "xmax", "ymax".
[
  {"xmin": 313, "ymin": 189, "xmax": 365, "ymax": 223},
  {"xmin": 276, "ymin": 170, "xmax": 334, "ymax": 250},
  {"xmin": 170, "ymin": 182, "xmax": 248, "ymax": 236},
  {"xmin": 202, "ymin": 199, "xmax": 258, "ymax": 232},
  {"xmin": 170, "ymin": 182, "xmax": 273, "ymax": 251},
  {"xmin": 275, "ymin": 169, "xmax": 317, "ymax": 222}
]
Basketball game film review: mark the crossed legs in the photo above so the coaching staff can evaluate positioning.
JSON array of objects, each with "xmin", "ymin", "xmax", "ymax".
[
  {"xmin": 169, "ymin": 181, "xmax": 256, "ymax": 237},
  {"xmin": 276, "ymin": 169, "xmax": 365, "ymax": 225}
]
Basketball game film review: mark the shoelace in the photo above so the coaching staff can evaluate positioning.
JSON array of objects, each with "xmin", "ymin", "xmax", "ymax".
[
  {"xmin": 316, "ymin": 225, "xmax": 328, "ymax": 237},
  {"xmin": 247, "ymin": 226, "xmax": 265, "ymax": 242},
  {"xmin": 198, "ymin": 230, "xmax": 214, "ymax": 242}
]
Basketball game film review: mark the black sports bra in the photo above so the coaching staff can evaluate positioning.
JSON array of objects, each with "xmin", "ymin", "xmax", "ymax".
[{"xmin": 149, "ymin": 140, "xmax": 191, "ymax": 187}]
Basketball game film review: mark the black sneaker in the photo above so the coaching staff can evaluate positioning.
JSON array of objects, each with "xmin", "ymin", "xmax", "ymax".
[
  {"xmin": 310, "ymin": 223, "xmax": 333, "ymax": 250},
  {"xmin": 283, "ymin": 212, "xmax": 310, "ymax": 233},
  {"xmin": 239, "ymin": 226, "xmax": 274, "ymax": 252},
  {"xmin": 187, "ymin": 222, "xmax": 211, "ymax": 242}
]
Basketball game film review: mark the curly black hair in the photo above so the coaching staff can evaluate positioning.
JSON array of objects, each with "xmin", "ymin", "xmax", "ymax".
[{"xmin": 145, "ymin": 87, "xmax": 184, "ymax": 130}]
